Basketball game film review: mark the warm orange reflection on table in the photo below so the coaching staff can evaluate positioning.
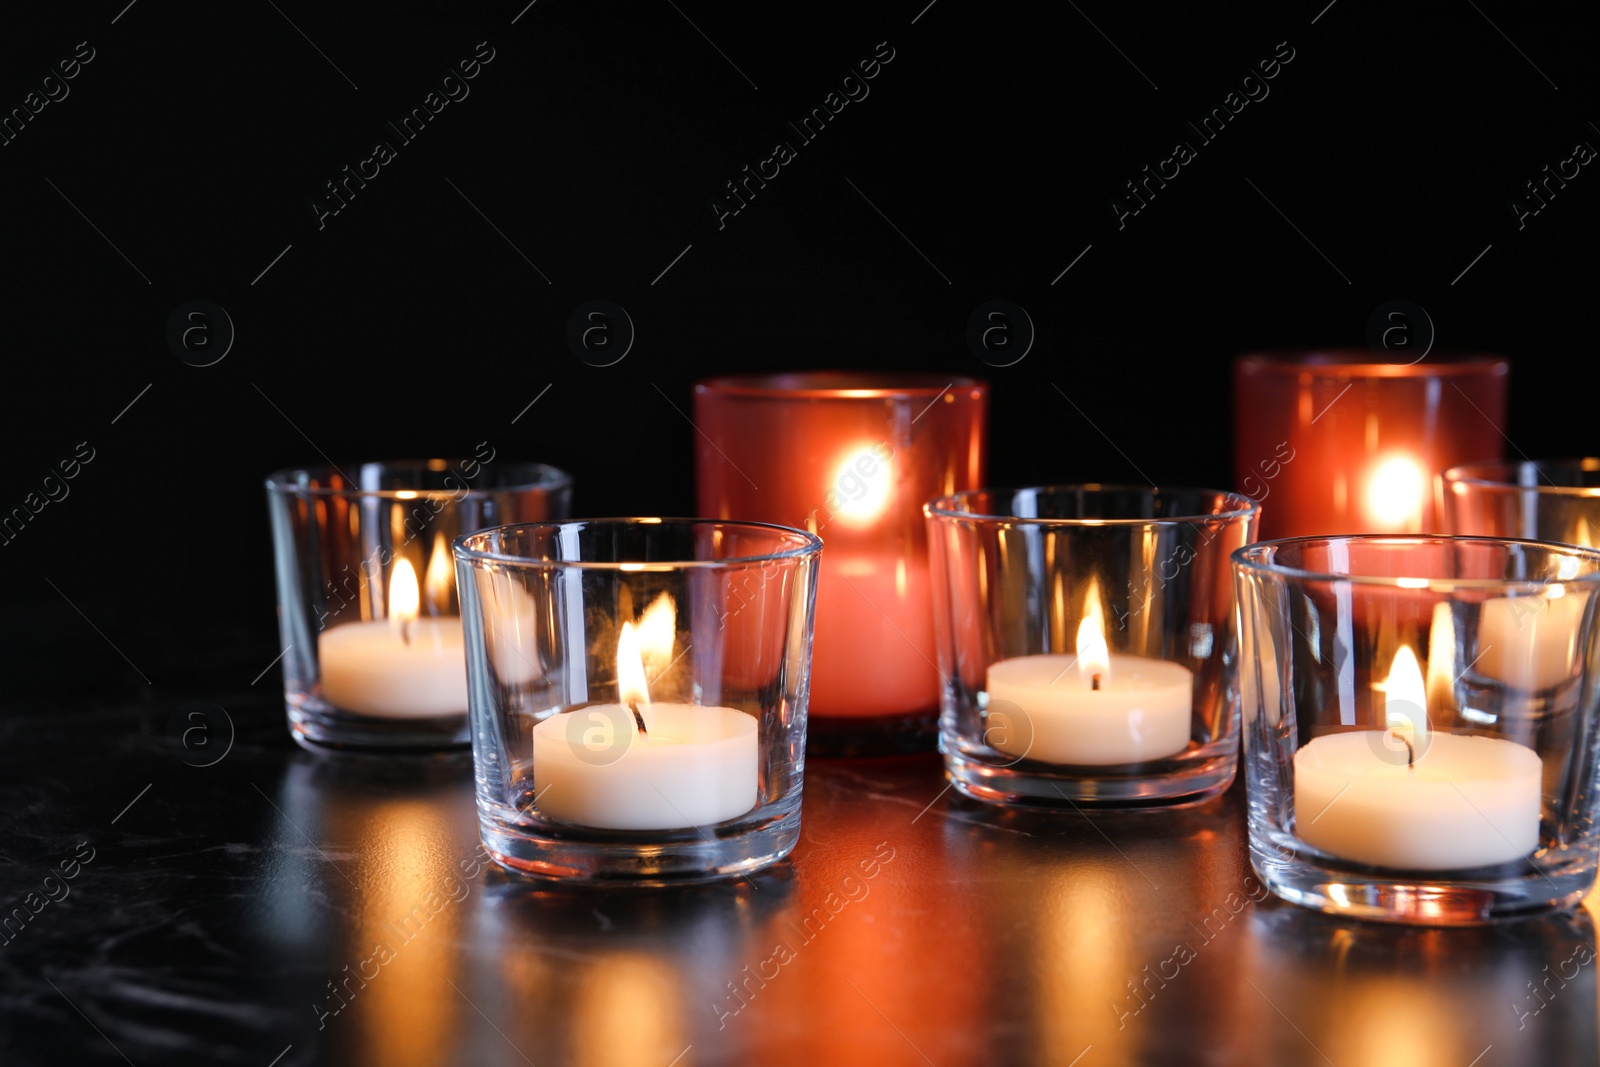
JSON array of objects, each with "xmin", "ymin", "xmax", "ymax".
[
  {"xmin": 571, "ymin": 954, "xmax": 685, "ymax": 1067},
  {"xmin": 756, "ymin": 781, "xmax": 979, "ymax": 1067},
  {"xmin": 1040, "ymin": 865, "xmax": 1135, "ymax": 1061},
  {"xmin": 340, "ymin": 799, "xmax": 464, "ymax": 1067},
  {"xmin": 245, "ymin": 757, "xmax": 1597, "ymax": 1066},
  {"xmin": 1246, "ymin": 904, "xmax": 1595, "ymax": 1067},
  {"xmin": 261, "ymin": 765, "xmax": 475, "ymax": 1067}
]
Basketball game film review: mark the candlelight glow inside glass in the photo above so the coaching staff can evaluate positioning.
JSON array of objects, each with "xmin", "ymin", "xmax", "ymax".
[
  {"xmin": 1234, "ymin": 535, "xmax": 1600, "ymax": 924},
  {"xmin": 926, "ymin": 487, "xmax": 1259, "ymax": 808},
  {"xmin": 694, "ymin": 373, "xmax": 988, "ymax": 756},
  {"xmin": 454, "ymin": 519, "xmax": 820, "ymax": 883},
  {"xmin": 1234, "ymin": 351, "xmax": 1508, "ymax": 539},
  {"xmin": 265, "ymin": 460, "xmax": 571, "ymax": 752},
  {"xmin": 1442, "ymin": 459, "xmax": 1600, "ymax": 549}
]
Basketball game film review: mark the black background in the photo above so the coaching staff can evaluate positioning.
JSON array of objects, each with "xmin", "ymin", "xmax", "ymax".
[{"xmin": 1, "ymin": 0, "xmax": 1595, "ymax": 701}]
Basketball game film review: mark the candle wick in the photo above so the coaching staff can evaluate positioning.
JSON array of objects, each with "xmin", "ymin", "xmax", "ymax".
[
  {"xmin": 401, "ymin": 619, "xmax": 411, "ymax": 646},
  {"xmin": 628, "ymin": 700, "xmax": 648, "ymax": 738},
  {"xmin": 1388, "ymin": 727, "xmax": 1415, "ymax": 769},
  {"xmin": 1092, "ymin": 673, "xmax": 1102, "ymax": 692}
]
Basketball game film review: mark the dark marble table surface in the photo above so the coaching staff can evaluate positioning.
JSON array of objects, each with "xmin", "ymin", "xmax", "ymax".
[{"xmin": 2, "ymin": 628, "xmax": 1596, "ymax": 1067}]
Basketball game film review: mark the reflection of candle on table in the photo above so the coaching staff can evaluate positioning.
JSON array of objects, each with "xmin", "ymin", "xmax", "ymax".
[
  {"xmin": 1475, "ymin": 581, "xmax": 1586, "ymax": 692},
  {"xmin": 985, "ymin": 589, "xmax": 1192, "ymax": 765},
  {"xmin": 1294, "ymin": 642, "xmax": 1542, "ymax": 870},
  {"xmin": 318, "ymin": 555, "xmax": 469, "ymax": 718},
  {"xmin": 533, "ymin": 609, "xmax": 758, "ymax": 830}
]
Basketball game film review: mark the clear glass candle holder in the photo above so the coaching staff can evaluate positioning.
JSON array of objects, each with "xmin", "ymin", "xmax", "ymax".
[
  {"xmin": 925, "ymin": 486, "xmax": 1260, "ymax": 808},
  {"xmin": 1234, "ymin": 351, "xmax": 1509, "ymax": 539},
  {"xmin": 694, "ymin": 372, "xmax": 988, "ymax": 757},
  {"xmin": 1234, "ymin": 535, "xmax": 1600, "ymax": 924},
  {"xmin": 265, "ymin": 459, "xmax": 572, "ymax": 752},
  {"xmin": 453, "ymin": 519, "xmax": 821, "ymax": 884},
  {"xmin": 1442, "ymin": 459, "xmax": 1600, "ymax": 548}
]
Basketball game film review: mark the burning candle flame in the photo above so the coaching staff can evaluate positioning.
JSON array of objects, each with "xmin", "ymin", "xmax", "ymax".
[
  {"xmin": 390, "ymin": 558, "xmax": 420, "ymax": 623},
  {"xmin": 390, "ymin": 558, "xmax": 420, "ymax": 644},
  {"xmin": 831, "ymin": 445, "xmax": 892, "ymax": 526},
  {"xmin": 1384, "ymin": 644, "xmax": 1428, "ymax": 747},
  {"xmin": 1076, "ymin": 585, "xmax": 1111, "ymax": 689},
  {"xmin": 1365, "ymin": 455, "xmax": 1426, "ymax": 530},
  {"xmin": 424, "ymin": 532, "xmax": 453, "ymax": 614},
  {"xmin": 617, "ymin": 621, "xmax": 653, "ymax": 734}
]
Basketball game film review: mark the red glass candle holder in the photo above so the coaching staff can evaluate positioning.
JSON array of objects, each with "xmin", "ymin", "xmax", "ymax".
[
  {"xmin": 694, "ymin": 373, "xmax": 988, "ymax": 755},
  {"xmin": 1234, "ymin": 351, "xmax": 1509, "ymax": 540}
]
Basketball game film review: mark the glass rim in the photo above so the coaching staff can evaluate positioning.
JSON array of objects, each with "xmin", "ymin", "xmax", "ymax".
[
  {"xmin": 264, "ymin": 460, "xmax": 572, "ymax": 500},
  {"xmin": 1441, "ymin": 458, "xmax": 1600, "ymax": 497},
  {"xmin": 1231, "ymin": 534, "xmax": 1600, "ymax": 590},
  {"xmin": 923, "ymin": 484, "xmax": 1260, "ymax": 525},
  {"xmin": 1234, "ymin": 349, "xmax": 1509, "ymax": 379},
  {"xmin": 693, "ymin": 371, "xmax": 987, "ymax": 400},
  {"xmin": 453, "ymin": 517, "xmax": 824, "ymax": 571}
]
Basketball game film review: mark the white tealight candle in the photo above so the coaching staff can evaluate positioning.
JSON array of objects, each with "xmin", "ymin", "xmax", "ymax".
[
  {"xmin": 317, "ymin": 557, "xmax": 469, "ymax": 718},
  {"xmin": 533, "ymin": 704, "xmax": 758, "ymax": 830},
  {"xmin": 985, "ymin": 594, "xmax": 1192, "ymax": 765},
  {"xmin": 1294, "ymin": 644, "xmax": 1543, "ymax": 870},
  {"xmin": 532, "ymin": 619, "xmax": 759, "ymax": 830},
  {"xmin": 1475, "ymin": 587, "xmax": 1586, "ymax": 692}
]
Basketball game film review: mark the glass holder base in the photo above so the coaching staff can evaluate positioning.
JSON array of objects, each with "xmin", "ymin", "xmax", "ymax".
[
  {"xmin": 478, "ymin": 807, "xmax": 801, "ymax": 886},
  {"xmin": 1251, "ymin": 841, "xmax": 1594, "ymax": 925},
  {"xmin": 943, "ymin": 738, "xmax": 1236, "ymax": 810},
  {"xmin": 288, "ymin": 704, "xmax": 470, "ymax": 753}
]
